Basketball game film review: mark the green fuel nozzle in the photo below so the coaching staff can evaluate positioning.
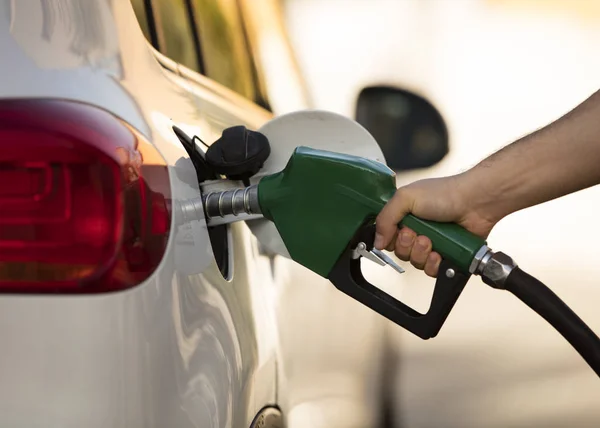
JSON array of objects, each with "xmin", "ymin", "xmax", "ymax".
[{"xmin": 196, "ymin": 146, "xmax": 493, "ymax": 339}]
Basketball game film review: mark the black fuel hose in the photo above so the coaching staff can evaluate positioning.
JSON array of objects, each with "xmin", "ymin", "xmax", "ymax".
[{"xmin": 504, "ymin": 267, "xmax": 600, "ymax": 377}]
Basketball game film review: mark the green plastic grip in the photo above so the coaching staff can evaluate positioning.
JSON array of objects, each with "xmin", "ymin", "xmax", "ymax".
[
  {"xmin": 399, "ymin": 214, "xmax": 486, "ymax": 274},
  {"xmin": 259, "ymin": 146, "xmax": 486, "ymax": 277}
]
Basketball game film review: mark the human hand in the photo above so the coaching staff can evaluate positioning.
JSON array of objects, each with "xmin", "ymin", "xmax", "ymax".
[{"xmin": 374, "ymin": 174, "xmax": 497, "ymax": 277}]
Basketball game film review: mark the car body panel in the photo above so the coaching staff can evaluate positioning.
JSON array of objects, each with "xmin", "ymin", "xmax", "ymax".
[{"xmin": 0, "ymin": 1, "xmax": 278, "ymax": 426}]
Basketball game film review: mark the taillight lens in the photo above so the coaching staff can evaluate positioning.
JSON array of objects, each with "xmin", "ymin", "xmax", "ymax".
[{"xmin": 0, "ymin": 99, "xmax": 171, "ymax": 293}]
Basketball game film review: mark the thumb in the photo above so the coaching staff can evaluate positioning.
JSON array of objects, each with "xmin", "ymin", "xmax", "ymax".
[{"xmin": 375, "ymin": 188, "xmax": 413, "ymax": 250}]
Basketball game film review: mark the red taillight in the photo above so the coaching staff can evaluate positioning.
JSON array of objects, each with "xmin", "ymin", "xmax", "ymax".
[{"xmin": 0, "ymin": 99, "xmax": 171, "ymax": 293}]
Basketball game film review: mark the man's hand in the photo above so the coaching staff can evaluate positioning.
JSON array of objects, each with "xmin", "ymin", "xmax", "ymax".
[{"xmin": 374, "ymin": 174, "xmax": 496, "ymax": 278}]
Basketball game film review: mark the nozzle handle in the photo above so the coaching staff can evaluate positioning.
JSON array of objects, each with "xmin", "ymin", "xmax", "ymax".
[
  {"xmin": 328, "ymin": 222, "xmax": 471, "ymax": 339},
  {"xmin": 400, "ymin": 214, "xmax": 486, "ymax": 274}
]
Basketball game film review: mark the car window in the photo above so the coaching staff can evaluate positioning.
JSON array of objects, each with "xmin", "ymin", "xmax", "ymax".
[
  {"xmin": 130, "ymin": 0, "xmax": 152, "ymax": 43},
  {"xmin": 189, "ymin": 0, "xmax": 256, "ymax": 101},
  {"xmin": 130, "ymin": 0, "xmax": 270, "ymax": 108},
  {"xmin": 151, "ymin": 0, "xmax": 200, "ymax": 72}
]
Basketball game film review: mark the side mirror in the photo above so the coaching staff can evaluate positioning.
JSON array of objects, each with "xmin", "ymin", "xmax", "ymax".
[{"xmin": 355, "ymin": 86, "xmax": 449, "ymax": 171}]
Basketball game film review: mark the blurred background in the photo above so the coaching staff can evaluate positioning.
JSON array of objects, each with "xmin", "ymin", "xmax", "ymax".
[{"xmin": 279, "ymin": 0, "xmax": 600, "ymax": 427}]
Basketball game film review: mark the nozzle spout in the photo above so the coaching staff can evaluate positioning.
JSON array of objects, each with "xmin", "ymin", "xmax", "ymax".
[
  {"xmin": 203, "ymin": 185, "xmax": 261, "ymax": 219},
  {"xmin": 176, "ymin": 185, "xmax": 262, "ymax": 227}
]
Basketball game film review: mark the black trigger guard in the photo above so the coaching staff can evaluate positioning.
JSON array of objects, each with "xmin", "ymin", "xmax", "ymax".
[{"xmin": 327, "ymin": 223, "xmax": 471, "ymax": 339}]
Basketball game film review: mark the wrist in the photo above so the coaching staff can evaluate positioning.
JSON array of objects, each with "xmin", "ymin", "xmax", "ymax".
[{"xmin": 454, "ymin": 168, "xmax": 508, "ymax": 225}]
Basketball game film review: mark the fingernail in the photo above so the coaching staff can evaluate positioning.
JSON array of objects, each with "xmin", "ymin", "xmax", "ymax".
[
  {"xmin": 416, "ymin": 237, "xmax": 428, "ymax": 250},
  {"xmin": 374, "ymin": 233, "xmax": 384, "ymax": 249},
  {"xmin": 400, "ymin": 233, "xmax": 413, "ymax": 246}
]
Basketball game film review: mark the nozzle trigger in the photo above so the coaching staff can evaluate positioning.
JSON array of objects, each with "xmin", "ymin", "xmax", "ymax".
[
  {"xmin": 352, "ymin": 242, "xmax": 405, "ymax": 274},
  {"xmin": 327, "ymin": 222, "xmax": 471, "ymax": 339}
]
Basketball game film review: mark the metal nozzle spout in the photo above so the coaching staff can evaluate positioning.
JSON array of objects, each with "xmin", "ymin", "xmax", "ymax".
[
  {"xmin": 202, "ymin": 185, "xmax": 261, "ymax": 219},
  {"xmin": 176, "ymin": 185, "xmax": 263, "ymax": 227}
]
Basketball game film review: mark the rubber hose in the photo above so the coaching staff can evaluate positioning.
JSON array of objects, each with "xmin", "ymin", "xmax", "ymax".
[{"xmin": 504, "ymin": 267, "xmax": 600, "ymax": 377}]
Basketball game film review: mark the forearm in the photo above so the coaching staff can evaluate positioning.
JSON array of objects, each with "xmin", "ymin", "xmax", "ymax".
[{"xmin": 463, "ymin": 89, "xmax": 600, "ymax": 222}]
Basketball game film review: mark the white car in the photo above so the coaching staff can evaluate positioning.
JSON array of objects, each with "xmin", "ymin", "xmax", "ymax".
[{"xmin": 0, "ymin": 1, "xmax": 420, "ymax": 427}]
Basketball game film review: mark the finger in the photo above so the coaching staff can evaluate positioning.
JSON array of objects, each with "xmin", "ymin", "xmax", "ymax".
[
  {"xmin": 386, "ymin": 229, "xmax": 399, "ymax": 252},
  {"xmin": 424, "ymin": 252, "xmax": 442, "ymax": 278},
  {"xmin": 375, "ymin": 189, "xmax": 412, "ymax": 250},
  {"xmin": 393, "ymin": 227, "xmax": 416, "ymax": 261},
  {"xmin": 410, "ymin": 235, "xmax": 432, "ymax": 270}
]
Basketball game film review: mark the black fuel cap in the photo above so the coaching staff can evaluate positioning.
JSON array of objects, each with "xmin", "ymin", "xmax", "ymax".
[{"xmin": 205, "ymin": 125, "xmax": 271, "ymax": 181}]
